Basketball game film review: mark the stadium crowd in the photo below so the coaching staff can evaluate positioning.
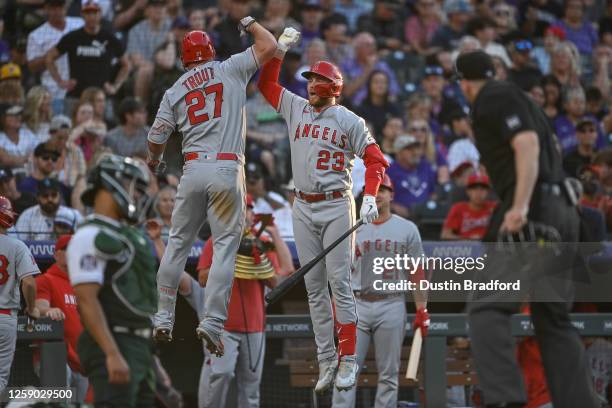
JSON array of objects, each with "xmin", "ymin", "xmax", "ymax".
[{"xmin": 1, "ymin": 0, "xmax": 612, "ymax": 404}]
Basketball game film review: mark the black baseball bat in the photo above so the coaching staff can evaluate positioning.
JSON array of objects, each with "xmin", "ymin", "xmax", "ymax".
[{"xmin": 265, "ymin": 219, "xmax": 365, "ymax": 305}]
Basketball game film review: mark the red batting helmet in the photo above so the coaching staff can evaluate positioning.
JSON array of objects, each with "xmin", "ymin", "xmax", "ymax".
[
  {"xmin": 301, "ymin": 61, "xmax": 343, "ymax": 98},
  {"xmin": 181, "ymin": 31, "xmax": 216, "ymax": 67},
  {"xmin": 380, "ymin": 174, "xmax": 394, "ymax": 192},
  {"xmin": 0, "ymin": 195, "xmax": 16, "ymax": 229}
]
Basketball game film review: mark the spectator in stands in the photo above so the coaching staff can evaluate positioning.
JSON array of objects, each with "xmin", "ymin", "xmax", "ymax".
[
  {"xmin": 550, "ymin": 41, "xmax": 582, "ymax": 87},
  {"xmin": 113, "ymin": 0, "xmax": 148, "ymax": 34},
  {"xmin": 564, "ymin": 117, "xmax": 599, "ymax": 177},
  {"xmin": 586, "ymin": 87, "xmax": 608, "ymax": 121},
  {"xmin": 466, "ymin": 16, "xmax": 511, "ymax": 66},
  {"xmin": 18, "ymin": 143, "xmax": 70, "ymax": 202},
  {"xmin": 0, "ymin": 104, "xmax": 38, "ymax": 174},
  {"xmin": 340, "ymin": 32, "xmax": 399, "ymax": 106},
  {"xmin": 492, "ymin": 2, "xmax": 519, "ymax": 44},
  {"xmin": 245, "ymin": 163, "xmax": 287, "ymax": 213},
  {"xmin": 579, "ymin": 164, "xmax": 612, "ymax": 230},
  {"xmin": 261, "ymin": 0, "xmax": 300, "ymax": 36},
  {"xmin": 68, "ymin": 102, "xmax": 109, "ymax": 166},
  {"xmin": 380, "ymin": 116, "xmax": 403, "ymax": 155},
  {"xmin": 409, "ymin": 118, "xmax": 449, "ymax": 184},
  {"xmin": 335, "ymin": 0, "xmax": 369, "ymax": 32},
  {"xmin": 405, "ymin": 91, "xmax": 433, "ymax": 123},
  {"xmin": 519, "ymin": 0, "xmax": 563, "ymax": 39},
  {"xmin": 555, "ymin": 86, "xmax": 605, "ymax": 155},
  {"xmin": 26, "ymin": 0, "xmax": 83, "ymax": 115},
  {"xmin": 152, "ymin": 184, "xmax": 176, "ymax": 239},
  {"xmin": 187, "ymin": 8, "xmax": 213, "ymax": 32},
  {"xmin": 0, "ymin": 167, "xmax": 36, "ymax": 214},
  {"xmin": 507, "ymin": 39, "xmax": 543, "ymax": 91},
  {"xmin": 356, "ymin": 0, "xmax": 404, "ymax": 51},
  {"xmin": 46, "ymin": 0, "xmax": 131, "ymax": 113},
  {"xmin": 127, "ymin": 0, "xmax": 171, "ymax": 105},
  {"xmin": 387, "ymin": 134, "xmax": 437, "ymax": 218},
  {"xmin": 491, "ymin": 55, "xmax": 509, "ymax": 81},
  {"xmin": 590, "ymin": 44, "xmax": 612, "ymax": 100},
  {"xmin": 441, "ymin": 173, "xmax": 496, "ymax": 240},
  {"xmin": 320, "ymin": 14, "xmax": 352, "ymax": 66},
  {"xmin": 542, "ymin": 74, "xmax": 563, "ymax": 119},
  {"xmin": 23, "ymin": 86, "xmax": 52, "ymax": 142},
  {"xmin": 300, "ymin": 0, "xmax": 324, "ymax": 49},
  {"xmin": 404, "ymin": 0, "xmax": 442, "ymax": 56},
  {"xmin": 279, "ymin": 49, "xmax": 307, "ymax": 98},
  {"xmin": 195, "ymin": 195, "xmax": 293, "ymax": 408},
  {"xmin": 532, "ymin": 26, "xmax": 566, "ymax": 75},
  {"xmin": 356, "ymin": 70, "xmax": 401, "ymax": 138},
  {"xmin": 599, "ymin": 0, "xmax": 612, "ymax": 47},
  {"xmin": 103, "ymin": 97, "xmax": 149, "ymax": 158},
  {"xmin": 79, "ymin": 87, "xmax": 108, "ymax": 125},
  {"xmin": 246, "ymin": 91, "xmax": 287, "ymax": 180},
  {"xmin": 0, "ymin": 63, "xmax": 24, "ymax": 105},
  {"xmin": 553, "ymin": 0, "xmax": 598, "ymax": 60},
  {"xmin": 34, "ymin": 234, "xmax": 88, "ymax": 402},
  {"xmin": 431, "ymin": 0, "xmax": 472, "ymax": 51},
  {"xmin": 15, "ymin": 178, "xmax": 82, "ymax": 241},
  {"xmin": 528, "ymin": 83, "xmax": 546, "ymax": 107},
  {"xmin": 53, "ymin": 212, "xmax": 78, "ymax": 236},
  {"xmin": 213, "ymin": 0, "xmax": 253, "ymax": 60}
]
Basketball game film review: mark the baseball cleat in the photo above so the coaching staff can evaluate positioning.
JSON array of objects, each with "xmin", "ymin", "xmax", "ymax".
[
  {"xmin": 152, "ymin": 310, "xmax": 174, "ymax": 343},
  {"xmin": 335, "ymin": 355, "xmax": 358, "ymax": 391},
  {"xmin": 314, "ymin": 356, "xmax": 338, "ymax": 394},
  {"xmin": 196, "ymin": 321, "xmax": 225, "ymax": 357}
]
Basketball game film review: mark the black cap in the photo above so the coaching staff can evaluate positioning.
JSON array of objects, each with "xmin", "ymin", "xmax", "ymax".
[
  {"xmin": 246, "ymin": 163, "xmax": 263, "ymax": 180},
  {"xmin": 37, "ymin": 178, "xmax": 61, "ymax": 195},
  {"xmin": 576, "ymin": 117, "xmax": 597, "ymax": 131},
  {"xmin": 454, "ymin": 50, "xmax": 496, "ymax": 81},
  {"xmin": 0, "ymin": 167, "xmax": 13, "ymax": 181},
  {"xmin": 34, "ymin": 143, "xmax": 60, "ymax": 158}
]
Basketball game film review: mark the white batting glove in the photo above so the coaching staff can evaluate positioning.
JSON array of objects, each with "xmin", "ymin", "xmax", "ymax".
[
  {"xmin": 278, "ymin": 27, "xmax": 301, "ymax": 52},
  {"xmin": 238, "ymin": 16, "xmax": 256, "ymax": 37},
  {"xmin": 360, "ymin": 195, "xmax": 378, "ymax": 224}
]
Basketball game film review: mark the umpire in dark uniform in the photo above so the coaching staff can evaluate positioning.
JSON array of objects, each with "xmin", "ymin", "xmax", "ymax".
[{"xmin": 455, "ymin": 50, "xmax": 598, "ymax": 408}]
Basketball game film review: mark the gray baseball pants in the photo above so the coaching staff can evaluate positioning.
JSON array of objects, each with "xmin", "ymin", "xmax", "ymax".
[
  {"xmin": 157, "ymin": 157, "xmax": 246, "ymax": 331},
  {"xmin": 292, "ymin": 194, "xmax": 357, "ymax": 362},
  {"xmin": 198, "ymin": 331, "xmax": 265, "ymax": 408},
  {"xmin": 332, "ymin": 297, "xmax": 407, "ymax": 407}
]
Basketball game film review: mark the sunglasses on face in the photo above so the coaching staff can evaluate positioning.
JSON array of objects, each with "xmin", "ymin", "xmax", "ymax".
[
  {"xmin": 514, "ymin": 40, "xmax": 533, "ymax": 51},
  {"xmin": 40, "ymin": 155, "xmax": 59, "ymax": 162},
  {"xmin": 424, "ymin": 66, "xmax": 444, "ymax": 76}
]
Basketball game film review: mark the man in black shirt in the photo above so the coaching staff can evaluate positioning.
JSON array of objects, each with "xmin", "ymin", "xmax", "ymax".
[
  {"xmin": 563, "ymin": 117, "xmax": 598, "ymax": 177},
  {"xmin": 455, "ymin": 50, "xmax": 598, "ymax": 408},
  {"xmin": 46, "ymin": 0, "xmax": 131, "ymax": 102}
]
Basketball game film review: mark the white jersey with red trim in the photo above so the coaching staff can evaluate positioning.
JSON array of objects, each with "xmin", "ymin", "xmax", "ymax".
[
  {"xmin": 0, "ymin": 234, "xmax": 40, "ymax": 309},
  {"xmin": 276, "ymin": 89, "xmax": 376, "ymax": 193}
]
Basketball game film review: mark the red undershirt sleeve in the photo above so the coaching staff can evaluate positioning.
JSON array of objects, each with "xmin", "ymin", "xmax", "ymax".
[
  {"xmin": 257, "ymin": 57, "xmax": 284, "ymax": 110},
  {"xmin": 362, "ymin": 144, "xmax": 389, "ymax": 196}
]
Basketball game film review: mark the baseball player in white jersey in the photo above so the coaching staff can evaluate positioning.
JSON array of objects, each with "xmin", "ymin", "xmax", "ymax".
[
  {"xmin": 332, "ymin": 175, "xmax": 430, "ymax": 407},
  {"xmin": 146, "ymin": 22, "xmax": 277, "ymax": 355},
  {"xmin": 257, "ymin": 28, "xmax": 390, "ymax": 392},
  {"xmin": 0, "ymin": 196, "xmax": 40, "ymax": 393}
]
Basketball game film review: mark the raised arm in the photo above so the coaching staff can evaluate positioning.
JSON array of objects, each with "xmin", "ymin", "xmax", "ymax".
[
  {"xmin": 240, "ymin": 17, "xmax": 278, "ymax": 67},
  {"xmin": 257, "ymin": 27, "xmax": 301, "ymax": 108}
]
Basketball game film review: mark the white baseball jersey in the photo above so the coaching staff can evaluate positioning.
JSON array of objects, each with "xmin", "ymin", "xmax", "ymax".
[
  {"xmin": 148, "ymin": 47, "xmax": 260, "ymax": 154},
  {"xmin": 351, "ymin": 214, "xmax": 424, "ymax": 293},
  {"xmin": 276, "ymin": 90, "xmax": 376, "ymax": 193},
  {"xmin": 0, "ymin": 234, "xmax": 40, "ymax": 309}
]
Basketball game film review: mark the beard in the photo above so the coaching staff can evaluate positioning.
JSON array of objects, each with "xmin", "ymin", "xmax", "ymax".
[{"xmin": 40, "ymin": 201, "xmax": 60, "ymax": 216}]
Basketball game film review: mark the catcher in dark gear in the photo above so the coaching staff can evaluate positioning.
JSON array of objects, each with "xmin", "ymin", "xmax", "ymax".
[{"xmin": 66, "ymin": 154, "xmax": 158, "ymax": 407}]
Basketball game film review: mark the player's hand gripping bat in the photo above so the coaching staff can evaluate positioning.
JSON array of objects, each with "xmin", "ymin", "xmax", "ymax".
[{"xmin": 265, "ymin": 219, "xmax": 365, "ymax": 305}]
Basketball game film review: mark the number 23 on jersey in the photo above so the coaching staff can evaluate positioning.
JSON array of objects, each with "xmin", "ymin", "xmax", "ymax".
[{"xmin": 185, "ymin": 83, "xmax": 224, "ymax": 125}]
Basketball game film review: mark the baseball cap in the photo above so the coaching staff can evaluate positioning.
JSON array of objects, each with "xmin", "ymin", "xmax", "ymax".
[
  {"xmin": 513, "ymin": 39, "xmax": 533, "ymax": 53},
  {"xmin": 393, "ymin": 134, "xmax": 420, "ymax": 151},
  {"xmin": 576, "ymin": 117, "xmax": 597, "ymax": 131},
  {"xmin": 444, "ymin": 0, "xmax": 473, "ymax": 14},
  {"xmin": 302, "ymin": 0, "xmax": 322, "ymax": 10},
  {"xmin": 454, "ymin": 50, "xmax": 496, "ymax": 81},
  {"xmin": 49, "ymin": 115, "xmax": 72, "ymax": 132},
  {"xmin": 0, "ymin": 63, "xmax": 22, "ymax": 81},
  {"xmin": 55, "ymin": 234, "xmax": 72, "ymax": 252},
  {"xmin": 34, "ymin": 143, "xmax": 60, "ymax": 159},
  {"xmin": 449, "ymin": 159, "xmax": 474, "ymax": 177},
  {"xmin": 0, "ymin": 104, "xmax": 23, "ymax": 116},
  {"xmin": 545, "ymin": 26, "xmax": 566, "ymax": 41},
  {"xmin": 81, "ymin": 0, "xmax": 101, "ymax": 11},
  {"xmin": 0, "ymin": 167, "xmax": 13, "ymax": 182},
  {"xmin": 54, "ymin": 213, "xmax": 77, "ymax": 231},
  {"xmin": 37, "ymin": 178, "xmax": 62, "ymax": 195},
  {"xmin": 246, "ymin": 194, "xmax": 254, "ymax": 208},
  {"xmin": 380, "ymin": 174, "xmax": 394, "ymax": 191},
  {"xmin": 246, "ymin": 163, "xmax": 263, "ymax": 181},
  {"xmin": 466, "ymin": 173, "xmax": 490, "ymax": 188}
]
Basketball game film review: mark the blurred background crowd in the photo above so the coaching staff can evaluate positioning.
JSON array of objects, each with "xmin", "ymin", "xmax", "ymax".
[{"xmin": 0, "ymin": 0, "xmax": 611, "ymax": 242}]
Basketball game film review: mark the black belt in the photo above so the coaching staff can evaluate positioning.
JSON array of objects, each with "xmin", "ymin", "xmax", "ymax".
[
  {"xmin": 539, "ymin": 182, "xmax": 562, "ymax": 197},
  {"xmin": 111, "ymin": 326, "xmax": 152, "ymax": 339}
]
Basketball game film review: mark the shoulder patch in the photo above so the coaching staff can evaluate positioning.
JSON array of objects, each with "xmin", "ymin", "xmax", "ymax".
[{"xmin": 505, "ymin": 115, "xmax": 521, "ymax": 130}]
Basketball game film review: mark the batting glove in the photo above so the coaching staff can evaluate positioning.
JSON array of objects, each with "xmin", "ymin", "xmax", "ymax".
[
  {"xmin": 360, "ymin": 195, "xmax": 378, "ymax": 224},
  {"xmin": 238, "ymin": 16, "xmax": 256, "ymax": 37},
  {"xmin": 413, "ymin": 307, "xmax": 430, "ymax": 337},
  {"xmin": 147, "ymin": 158, "xmax": 166, "ymax": 175},
  {"xmin": 278, "ymin": 27, "xmax": 301, "ymax": 52}
]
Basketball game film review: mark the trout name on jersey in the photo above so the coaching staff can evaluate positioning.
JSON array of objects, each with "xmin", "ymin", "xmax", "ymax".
[
  {"xmin": 293, "ymin": 122, "xmax": 348, "ymax": 149},
  {"xmin": 181, "ymin": 67, "xmax": 216, "ymax": 91}
]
